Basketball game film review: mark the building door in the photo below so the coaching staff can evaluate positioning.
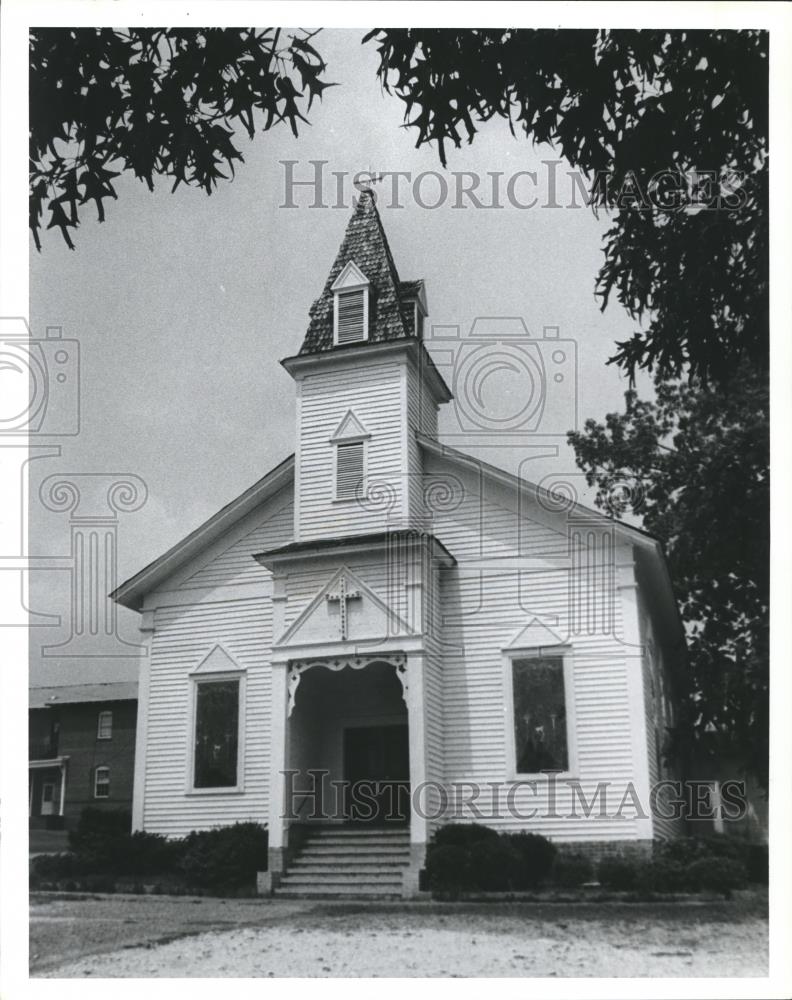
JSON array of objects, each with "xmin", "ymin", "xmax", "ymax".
[
  {"xmin": 40, "ymin": 782, "xmax": 56, "ymax": 816},
  {"xmin": 343, "ymin": 724, "xmax": 409, "ymax": 824}
]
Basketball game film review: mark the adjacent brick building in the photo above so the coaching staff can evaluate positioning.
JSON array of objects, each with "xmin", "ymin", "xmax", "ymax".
[{"xmin": 29, "ymin": 682, "xmax": 137, "ymax": 830}]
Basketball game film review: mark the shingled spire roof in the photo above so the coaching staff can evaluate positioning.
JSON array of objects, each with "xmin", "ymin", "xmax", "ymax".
[{"xmin": 299, "ymin": 189, "xmax": 424, "ymax": 355}]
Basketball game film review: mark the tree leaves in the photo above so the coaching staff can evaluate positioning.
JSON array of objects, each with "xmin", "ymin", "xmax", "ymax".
[
  {"xmin": 569, "ymin": 368, "xmax": 769, "ymax": 786},
  {"xmin": 364, "ymin": 28, "xmax": 768, "ymax": 384},
  {"xmin": 29, "ymin": 27, "xmax": 334, "ymax": 249}
]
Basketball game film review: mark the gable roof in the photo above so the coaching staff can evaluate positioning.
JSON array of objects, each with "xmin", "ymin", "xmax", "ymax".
[
  {"xmin": 30, "ymin": 682, "xmax": 138, "ymax": 708},
  {"xmin": 112, "ymin": 454, "xmax": 294, "ymax": 612},
  {"xmin": 299, "ymin": 190, "xmax": 423, "ymax": 354}
]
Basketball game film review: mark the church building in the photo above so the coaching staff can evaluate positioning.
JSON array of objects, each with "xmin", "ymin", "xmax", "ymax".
[{"xmin": 112, "ymin": 190, "xmax": 685, "ymax": 897}]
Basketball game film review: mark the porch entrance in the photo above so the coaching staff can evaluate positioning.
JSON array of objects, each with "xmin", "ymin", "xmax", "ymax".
[
  {"xmin": 287, "ymin": 657, "xmax": 410, "ymax": 826},
  {"xmin": 343, "ymin": 724, "xmax": 409, "ymax": 824}
]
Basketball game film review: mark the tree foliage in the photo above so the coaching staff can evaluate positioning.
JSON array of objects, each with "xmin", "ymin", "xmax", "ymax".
[
  {"xmin": 568, "ymin": 368, "xmax": 769, "ymax": 786},
  {"xmin": 364, "ymin": 28, "xmax": 768, "ymax": 383},
  {"xmin": 30, "ymin": 27, "xmax": 333, "ymax": 249}
]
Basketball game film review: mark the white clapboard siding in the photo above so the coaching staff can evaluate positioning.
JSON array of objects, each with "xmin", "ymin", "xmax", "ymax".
[
  {"xmin": 143, "ymin": 597, "xmax": 271, "ymax": 836},
  {"xmin": 141, "ymin": 493, "xmax": 294, "ymax": 837},
  {"xmin": 425, "ymin": 450, "xmax": 643, "ymax": 841},
  {"xmin": 406, "ymin": 362, "xmax": 439, "ymax": 522},
  {"xmin": 298, "ymin": 359, "xmax": 405, "ymax": 539},
  {"xmin": 637, "ymin": 594, "xmax": 685, "ymax": 840}
]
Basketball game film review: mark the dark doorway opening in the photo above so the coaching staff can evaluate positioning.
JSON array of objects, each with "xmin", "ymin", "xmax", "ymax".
[{"xmin": 343, "ymin": 724, "xmax": 409, "ymax": 825}]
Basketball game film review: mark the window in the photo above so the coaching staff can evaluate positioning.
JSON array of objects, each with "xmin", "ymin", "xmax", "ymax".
[
  {"xmin": 97, "ymin": 710, "xmax": 113, "ymax": 739},
  {"xmin": 334, "ymin": 289, "xmax": 367, "ymax": 344},
  {"xmin": 94, "ymin": 767, "xmax": 110, "ymax": 799},
  {"xmin": 511, "ymin": 655, "xmax": 570, "ymax": 774},
  {"xmin": 193, "ymin": 679, "xmax": 240, "ymax": 789},
  {"xmin": 335, "ymin": 440, "xmax": 365, "ymax": 500}
]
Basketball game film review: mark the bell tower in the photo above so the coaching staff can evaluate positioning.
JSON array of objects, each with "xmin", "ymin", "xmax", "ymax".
[{"xmin": 281, "ymin": 190, "xmax": 452, "ymax": 543}]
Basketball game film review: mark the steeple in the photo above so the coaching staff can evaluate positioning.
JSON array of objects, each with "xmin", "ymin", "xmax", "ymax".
[
  {"xmin": 299, "ymin": 190, "xmax": 426, "ymax": 354},
  {"xmin": 283, "ymin": 191, "xmax": 450, "ymax": 544}
]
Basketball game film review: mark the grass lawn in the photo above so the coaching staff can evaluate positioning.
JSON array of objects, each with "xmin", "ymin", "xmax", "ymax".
[{"xmin": 30, "ymin": 889, "xmax": 768, "ymax": 978}]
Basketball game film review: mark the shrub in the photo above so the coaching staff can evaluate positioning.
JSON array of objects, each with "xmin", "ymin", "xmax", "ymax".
[
  {"xmin": 432, "ymin": 823, "xmax": 500, "ymax": 848},
  {"xmin": 124, "ymin": 831, "xmax": 183, "ymax": 876},
  {"xmin": 743, "ymin": 844, "xmax": 768, "ymax": 884},
  {"xmin": 68, "ymin": 808, "xmax": 132, "ymax": 872},
  {"xmin": 178, "ymin": 822, "xmax": 268, "ymax": 891},
  {"xmin": 425, "ymin": 844, "xmax": 470, "ymax": 894},
  {"xmin": 552, "ymin": 853, "xmax": 593, "ymax": 888},
  {"xmin": 597, "ymin": 856, "xmax": 638, "ymax": 891},
  {"xmin": 507, "ymin": 832, "xmax": 557, "ymax": 889},
  {"xmin": 634, "ymin": 858, "xmax": 687, "ymax": 895},
  {"xmin": 467, "ymin": 839, "xmax": 522, "ymax": 892},
  {"xmin": 30, "ymin": 852, "xmax": 78, "ymax": 881},
  {"xmin": 685, "ymin": 857, "xmax": 747, "ymax": 897},
  {"xmin": 425, "ymin": 825, "xmax": 556, "ymax": 894}
]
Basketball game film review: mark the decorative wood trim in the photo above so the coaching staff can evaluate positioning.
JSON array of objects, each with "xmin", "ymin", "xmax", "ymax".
[{"xmin": 286, "ymin": 652, "xmax": 408, "ymax": 717}]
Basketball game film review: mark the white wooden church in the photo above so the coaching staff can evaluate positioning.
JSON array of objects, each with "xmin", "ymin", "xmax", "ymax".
[{"xmin": 113, "ymin": 191, "xmax": 685, "ymax": 896}]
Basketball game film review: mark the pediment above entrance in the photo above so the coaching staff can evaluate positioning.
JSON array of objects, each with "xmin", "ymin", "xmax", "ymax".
[{"xmin": 276, "ymin": 564, "xmax": 414, "ymax": 648}]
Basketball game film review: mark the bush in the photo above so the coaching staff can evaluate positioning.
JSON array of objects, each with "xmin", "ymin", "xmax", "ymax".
[
  {"xmin": 432, "ymin": 823, "xmax": 500, "ymax": 848},
  {"xmin": 425, "ymin": 844, "xmax": 470, "ymax": 894},
  {"xmin": 743, "ymin": 844, "xmax": 768, "ymax": 884},
  {"xmin": 634, "ymin": 858, "xmax": 687, "ymax": 895},
  {"xmin": 178, "ymin": 822, "xmax": 268, "ymax": 891},
  {"xmin": 467, "ymin": 839, "xmax": 522, "ymax": 892},
  {"xmin": 425, "ymin": 825, "xmax": 555, "ymax": 894},
  {"xmin": 552, "ymin": 853, "xmax": 593, "ymax": 888},
  {"xmin": 684, "ymin": 857, "xmax": 747, "ymax": 897},
  {"xmin": 68, "ymin": 808, "xmax": 132, "ymax": 872},
  {"xmin": 597, "ymin": 856, "xmax": 638, "ymax": 891},
  {"xmin": 508, "ymin": 832, "xmax": 557, "ymax": 889}
]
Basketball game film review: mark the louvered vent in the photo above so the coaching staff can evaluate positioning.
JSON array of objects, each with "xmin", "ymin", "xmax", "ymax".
[
  {"xmin": 336, "ymin": 290, "xmax": 366, "ymax": 344},
  {"xmin": 336, "ymin": 441, "xmax": 364, "ymax": 499}
]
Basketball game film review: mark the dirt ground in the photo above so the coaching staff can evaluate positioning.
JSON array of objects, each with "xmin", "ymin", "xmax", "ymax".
[{"xmin": 31, "ymin": 890, "xmax": 768, "ymax": 978}]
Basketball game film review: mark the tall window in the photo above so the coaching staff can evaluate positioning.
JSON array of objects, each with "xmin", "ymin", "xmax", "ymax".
[
  {"xmin": 97, "ymin": 710, "xmax": 113, "ymax": 739},
  {"xmin": 94, "ymin": 766, "xmax": 110, "ymax": 798},
  {"xmin": 335, "ymin": 289, "xmax": 367, "ymax": 344},
  {"xmin": 335, "ymin": 440, "xmax": 365, "ymax": 500},
  {"xmin": 193, "ymin": 679, "xmax": 240, "ymax": 788},
  {"xmin": 511, "ymin": 655, "xmax": 569, "ymax": 773}
]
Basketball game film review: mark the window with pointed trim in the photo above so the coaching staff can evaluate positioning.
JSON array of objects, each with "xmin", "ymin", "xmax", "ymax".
[
  {"xmin": 193, "ymin": 678, "xmax": 240, "ymax": 789},
  {"xmin": 511, "ymin": 655, "xmax": 570, "ymax": 774}
]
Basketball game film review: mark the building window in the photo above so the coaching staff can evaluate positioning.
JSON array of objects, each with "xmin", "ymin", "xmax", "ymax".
[
  {"xmin": 335, "ymin": 440, "xmax": 365, "ymax": 500},
  {"xmin": 94, "ymin": 767, "xmax": 110, "ymax": 799},
  {"xmin": 193, "ymin": 679, "xmax": 240, "ymax": 789},
  {"xmin": 511, "ymin": 655, "xmax": 570, "ymax": 774},
  {"xmin": 97, "ymin": 710, "xmax": 113, "ymax": 739},
  {"xmin": 334, "ymin": 288, "xmax": 368, "ymax": 344}
]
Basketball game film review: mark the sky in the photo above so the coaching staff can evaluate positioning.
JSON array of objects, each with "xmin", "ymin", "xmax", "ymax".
[{"xmin": 28, "ymin": 28, "xmax": 651, "ymax": 687}]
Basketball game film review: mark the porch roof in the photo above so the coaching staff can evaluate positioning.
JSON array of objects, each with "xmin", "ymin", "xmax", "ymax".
[{"xmin": 254, "ymin": 530, "xmax": 456, "ymax": 569}]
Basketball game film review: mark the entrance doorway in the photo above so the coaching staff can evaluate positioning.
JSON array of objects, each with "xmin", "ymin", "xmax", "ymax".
[{"xmin": 344, "ymin": 724, "xmax": 409, "ymax": 824}]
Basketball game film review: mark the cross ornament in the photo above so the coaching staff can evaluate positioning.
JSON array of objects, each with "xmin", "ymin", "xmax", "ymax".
[{"xmin": 325, "ymin": 575, "xmax": 361, "ymax": 640}]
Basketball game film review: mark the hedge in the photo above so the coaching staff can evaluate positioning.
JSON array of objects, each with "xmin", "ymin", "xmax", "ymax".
[{"xmin": 31, "ymin": 808, "xmax": 267, "ymax": 894}]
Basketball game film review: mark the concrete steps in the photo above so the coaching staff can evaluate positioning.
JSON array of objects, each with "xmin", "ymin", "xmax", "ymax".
[{"xmin": 275, "ymin": 825, "xmax": 410, "ymax": 899}]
